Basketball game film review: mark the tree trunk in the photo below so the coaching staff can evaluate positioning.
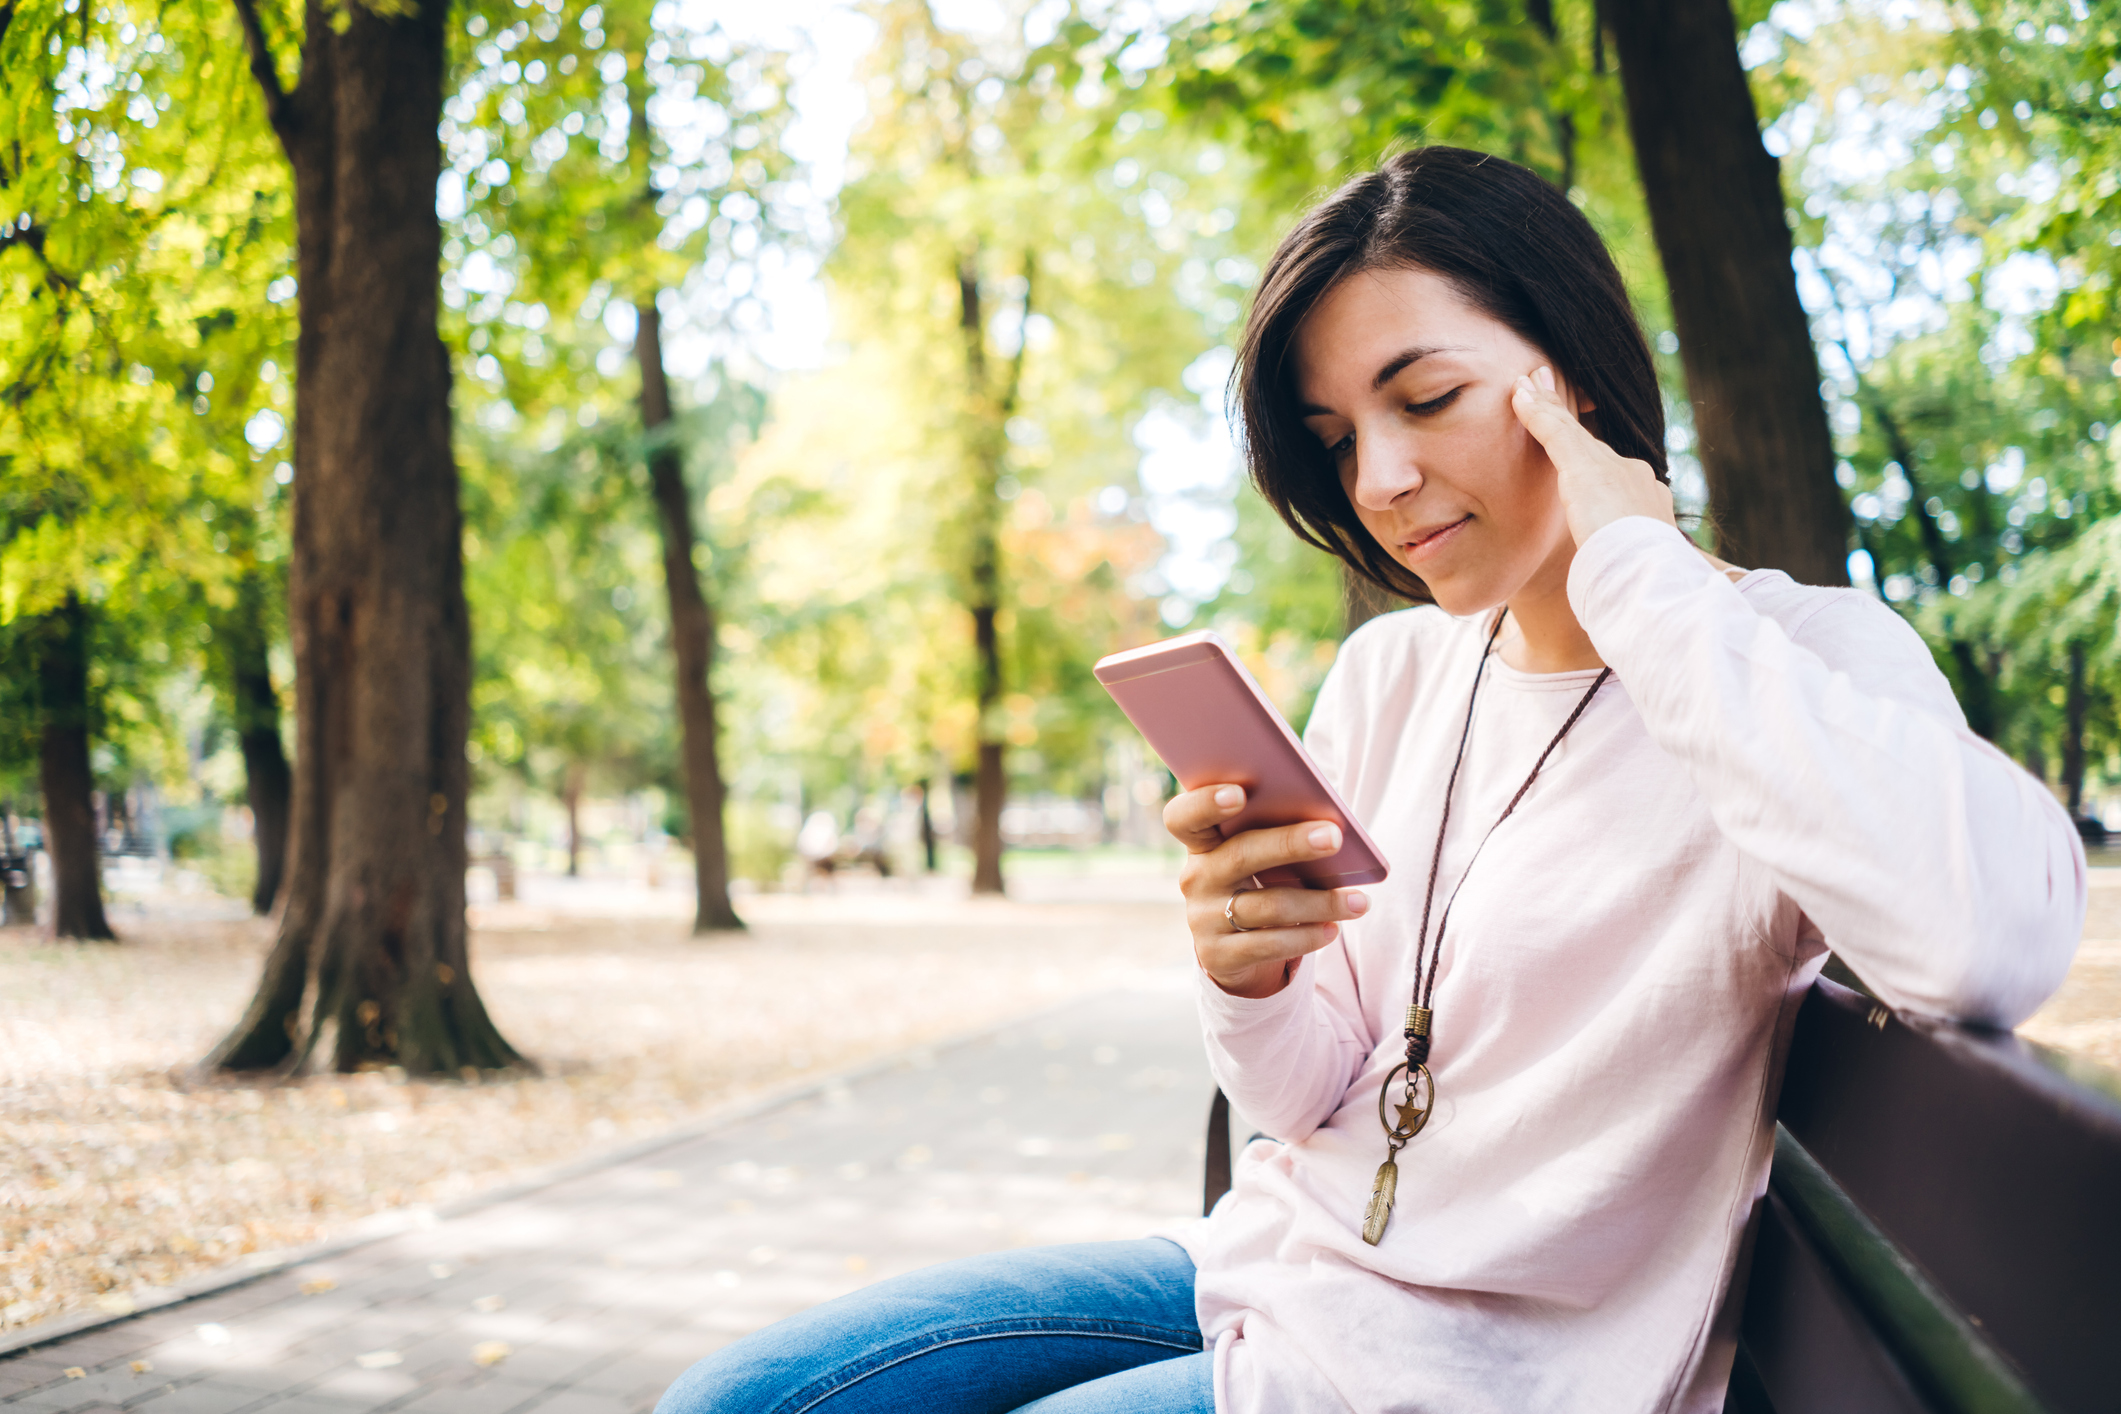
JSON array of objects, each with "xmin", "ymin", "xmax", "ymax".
[
  {"xmin": 634, "ymin": 302, "xmax": 743, "ymax": 932},
  {"xmin": 957, "ymin": 251, "xmax": 1024, "ymax": 898},
  {"xmin": 37, "ymin": 596, "xmax": 114, "ymax": 941},
  {"xmin": 562, "ymin": 759, "xmax": 585, "ymax": 878},
  {"xmin": 971, "ymin": 600, "xmax": 1006, "ymax": 895},
  {"xmin": 217, "ymin": 570, "xmax": 292, "ymax": 913},
  {"xmin": 2063, "ymin": 640, "xmax": 2087, "ymax": 817},
  {"xmin": 1860, "ymin": 394, "xmax": 1996, "ymax": 738},
  {"xmin": 211, "ymin": 0, "xmax": 525, "ymax": 1075},
  {"xmin": 917, "ymin": 777, "xmax": 938, "ymax": 873},
  {"xmin": 1605, "ymin": 0, "xmax": 1851, "ymax": 584}
]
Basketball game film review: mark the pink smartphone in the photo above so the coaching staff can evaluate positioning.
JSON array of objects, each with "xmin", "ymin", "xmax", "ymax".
[{"xmin": 1094, "ymin": 630, "xmax": 1388, "ymax": 889}]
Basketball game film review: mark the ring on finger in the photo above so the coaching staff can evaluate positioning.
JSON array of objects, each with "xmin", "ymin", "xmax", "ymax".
[{"xmin": 1224, "ymin": 893, "xmax": 1254, "ymax": 933}]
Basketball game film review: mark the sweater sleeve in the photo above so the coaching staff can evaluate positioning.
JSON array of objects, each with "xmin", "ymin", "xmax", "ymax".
[
  {"xmin": 1567, "ymin": 516, "xmax": 2086, "ymax": 1027},
  {"xmin": 1195, "ymin": 944, "xmax": 1374, "ymax": 1143},
  {"xmin": 1192, "ymin": 630, "xmax": 1384, "ymax": 1140}
]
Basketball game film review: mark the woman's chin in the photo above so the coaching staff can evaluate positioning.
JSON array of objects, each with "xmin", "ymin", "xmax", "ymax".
[{"xmin": 1419, "ymin": 574, "xmax": 1508, "ymax": 621}]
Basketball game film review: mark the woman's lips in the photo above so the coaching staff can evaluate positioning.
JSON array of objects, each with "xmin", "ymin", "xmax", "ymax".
[{"xmin": 1402, "ymin": 515, "xmax": 1471, "ymax": 564}]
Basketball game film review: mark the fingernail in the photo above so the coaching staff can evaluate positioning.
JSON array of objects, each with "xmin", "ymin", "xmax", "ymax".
[
  {"xmin": 1214, "ymin": 786, "xmax": 1242, "ymax": 809},
  {"xmin": 1323, "ymin": 923, "xmax": 1339, "ymax": 942},
  {"xmin": 1309, "ymin": 824, "xmax": 1340, "ymax": 850},
  {"xmin": 1514, "ymin": 374, "xmax": 1533, "ymax": 393},
  {"xmin": 1345, "ymin": 890, "xmax": 1368, "ymax": 915},
  {"xmin": 1536, "ymin": 366, "xmax": 1556, "ymax": 392}
]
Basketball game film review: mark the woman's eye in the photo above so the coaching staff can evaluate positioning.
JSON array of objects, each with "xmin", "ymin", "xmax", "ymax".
[
  {"xmin": 1327, "ymin": 432, "xmax": 1355, "ymax": 457},
  {"xmin": 1406, "ymin": 387, "xmax": 1464, "ymax": 416}
]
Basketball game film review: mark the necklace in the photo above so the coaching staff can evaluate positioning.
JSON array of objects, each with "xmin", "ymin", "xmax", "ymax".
[{"xmin": 1361, "ymin": 612, "xmax": 1611, "ymax": 1246}]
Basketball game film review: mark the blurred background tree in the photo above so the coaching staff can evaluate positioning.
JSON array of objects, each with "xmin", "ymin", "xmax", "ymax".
[
  {"xmin": 436, "ymin": 0, "xmax": 800, "ymax": 929},
  {"xmin": 1, "ymin": 0, "xmax": 293, "ymax": 941},
  {"xmin": 1, "ymin": 0, "xmax": 2113, "ymax": 1024}
]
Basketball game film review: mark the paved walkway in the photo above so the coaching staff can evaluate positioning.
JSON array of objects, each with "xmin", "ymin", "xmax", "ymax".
[{"xmin": 0, "ymin": 978, "xmax": 1213, "ymax": 1414}]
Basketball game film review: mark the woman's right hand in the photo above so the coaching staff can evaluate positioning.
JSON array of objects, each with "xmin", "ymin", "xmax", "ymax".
[{"xmin": 1165, "ymin": 784, "xmax": 1369, "ymax": 999}]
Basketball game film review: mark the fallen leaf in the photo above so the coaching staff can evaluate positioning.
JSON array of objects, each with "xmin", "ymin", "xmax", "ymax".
[
  {"xmin": 355, "ymin": 1350, "xmax": 402, "ymax": 1370},
  {"xmin": 471, "ymin": 1340, "xmax": 510, "ymax": 1366},
  {"xmin": 64, "ymin": 1368, "xmax": 84, "ymax": 1379},
  {"xmin": 95, "ymin": 1294, "xmax": 136, "ymax": 1316},
  {"xmin": 299, "ymin": 1278, "xmax": 336, "ymax": 1295},
  {"xmin": 131, "ymin": 1360, "xmax": 154, "ymax": 1374}
]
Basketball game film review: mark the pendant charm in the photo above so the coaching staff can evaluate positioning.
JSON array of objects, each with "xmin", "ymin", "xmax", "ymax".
[
  {"xmin": 1362, "ymin": 1059, "xmax": 1434, "ymax": 1245},
  {"xmin": 1376, "ymin": 1060, "xmax": 1434, "ymax": 1142},
  {"xmin": 1362, "ymin": 1157, "xmax": 1399, "ymax": 1245}
]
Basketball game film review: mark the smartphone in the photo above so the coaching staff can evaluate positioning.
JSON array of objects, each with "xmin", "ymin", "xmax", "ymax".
[{"xmin": 1094, "ymin": 630, "xmax": 1388, "ymax": 889}]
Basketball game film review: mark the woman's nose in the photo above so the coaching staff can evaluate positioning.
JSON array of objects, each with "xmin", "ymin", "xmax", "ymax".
[{"xmin": 1351, "ymin": 438, "xmax": 1422, "ymax": 511}]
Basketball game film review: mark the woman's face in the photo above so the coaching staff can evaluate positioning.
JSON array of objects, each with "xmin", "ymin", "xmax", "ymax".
[{"xmin": 1290, "ymin": 266, "xmax": 1585, "ymax": 617}]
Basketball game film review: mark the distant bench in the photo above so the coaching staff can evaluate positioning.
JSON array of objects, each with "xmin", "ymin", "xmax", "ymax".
[{"xmin": 1202, "ymin": 978, "xmax": 2121, "ymax": 1412}]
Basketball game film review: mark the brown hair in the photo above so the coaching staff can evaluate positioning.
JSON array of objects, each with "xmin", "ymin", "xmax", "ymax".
[{"xmin": 1235, "ymin": 146, "xmax": 1667, "ymax": 603}]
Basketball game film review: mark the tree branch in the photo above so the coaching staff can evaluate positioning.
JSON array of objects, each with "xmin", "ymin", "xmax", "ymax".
[{"xmin": 230, "ymin": 0, "xmax": 294, "ymax": 136}]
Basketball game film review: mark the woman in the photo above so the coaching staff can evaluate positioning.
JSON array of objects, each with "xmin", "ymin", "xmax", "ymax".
[{"xmin": 658, "ymin": 146, "xmax": 2085, "ymax": 1414}]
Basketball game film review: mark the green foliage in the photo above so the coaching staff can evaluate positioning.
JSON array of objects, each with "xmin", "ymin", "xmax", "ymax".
[
  {"xmin": 434, "ymin": 0, "xmax": 802, "ymax": 824},
  {"xmin": 1773, "ymin": 0, "xmax": 2120, "ymax": 795},
  {"xmin": 762, "ymin": 0, "xmax": 1245, "ymax": 802},
  {"xmin": 4, "ymin": 0, "xmax": 2115, "ymax": 865},
  {"xmin": 1148, "ymin": 0, "xmax": 1579, "ymax": 198},
  {"xmin": 0, "ymin": 0, "xmax": 295, "ymax": 829},
  {"xmin": 442, "ymin": 0, "xmax": 800, "ymax": 395}
]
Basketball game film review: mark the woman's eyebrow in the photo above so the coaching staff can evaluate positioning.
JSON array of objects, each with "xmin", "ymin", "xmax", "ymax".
[
  {"xmin": 1371, "ymin": 344, "xmax": 1468, "ymax": 390},
  {"xmin": 1295, "ymin": 344, "xmax": 1473, "ymax": 414}
]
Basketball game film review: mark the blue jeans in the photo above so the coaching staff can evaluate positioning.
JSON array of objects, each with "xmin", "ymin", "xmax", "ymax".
[{"xmin": 655, "ymin": 1238, "xmax": 1212, "ymax": 1414}]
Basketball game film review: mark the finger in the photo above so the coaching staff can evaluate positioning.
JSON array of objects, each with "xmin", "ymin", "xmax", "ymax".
[
  {"xmin": 1219, "ymin": 886, "xmax": 1369, "ymax": 934},
  {"xmin": 1224, "ymin": 818, "xmax": 1344, "ymax": 880},
  {"xmin": 1509, "ymin": 373, "xmax": 1595, "ymax": 446},
  {"xmin": 1163, "ymin": 784, "xmax": 1246, "ymax": 855},
  {"xmin": 1204, "ymin": 922, "xmax": 1345, "ymax": 978}
]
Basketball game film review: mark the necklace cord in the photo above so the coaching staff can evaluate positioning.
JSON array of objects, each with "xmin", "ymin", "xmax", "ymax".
[
  {"xmin": 1408, "ymin": 612, "xmax": 1507, "ymax": 993},
  {"xmin": 1366, "ymin": 623, "xmax": 1609, "ymax": 1246},
  {"xmin": 1405, "ymin": 612, "xmax": 1612, "ymax": 1054}
]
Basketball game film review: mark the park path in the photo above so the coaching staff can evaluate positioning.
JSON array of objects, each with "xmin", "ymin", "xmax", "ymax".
[{"xmin": 0, "ymin": 977, "xmax": 1213, "ymax": 1414}]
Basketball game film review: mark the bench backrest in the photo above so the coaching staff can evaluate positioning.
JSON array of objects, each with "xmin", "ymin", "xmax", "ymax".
[{"xmin": 1731, "ymin": 978, "xmax": 2121, "ymax": 1414}]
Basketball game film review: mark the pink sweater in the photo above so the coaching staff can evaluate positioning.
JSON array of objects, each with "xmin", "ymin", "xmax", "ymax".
[{"xmin": 1168, "ymin": 517, "xmax": 2086, "ymax": 1414}]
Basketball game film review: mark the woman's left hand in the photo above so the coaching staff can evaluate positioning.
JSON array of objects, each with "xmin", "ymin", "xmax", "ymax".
[{"xmin": 1511, "ymin": 365, "xmax": 1675, "ymax": 547}]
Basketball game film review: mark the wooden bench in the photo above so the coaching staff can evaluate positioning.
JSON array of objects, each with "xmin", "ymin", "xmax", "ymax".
[{"xmin": 1201, "ymin": 978, "xmax": 2121, "ymax": 1412}]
